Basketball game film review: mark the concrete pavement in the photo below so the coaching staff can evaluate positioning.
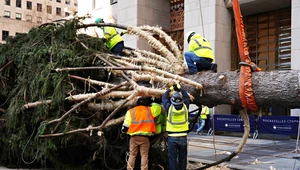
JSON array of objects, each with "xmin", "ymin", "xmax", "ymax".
[{"xmin": 187, "ymin": 132, "xmax": 300, "ymax": 170}]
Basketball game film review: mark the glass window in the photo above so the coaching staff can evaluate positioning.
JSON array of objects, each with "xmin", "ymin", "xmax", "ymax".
[
  {"xmin": 65, "ymin": 12, "xmax": 70, "ymax": 17},
  {"xmin": 231, "ymin": 9, "xmax": 291, "ymax": 71},
  {"xmin": 65, "ymin": 0, "xmax": 70, "ymax": 5},
  {"xmin": 37, "ymin": 17, "xmax": 42, "ymax": 23},
  {"xmin": 26, "ymin": 15, "xmax": 32, "ymax": 21},
  {"xmin": 37, "ymin": 3, "xmax": 42, "ymax": 12},
  {"xmin": 5, "ymin": 0, "xmax": 10, "ymax": 6},
  {"xmin": 16, "ymin": 13, "xmax": 21, "ymax": 20},
  {"xmin": 56, "ymin": 7, "xmax": 61, "ymax": 16},
  {"xmin": 2, "ymin": 31, "xmax": 9, "ymax": 41},
  {"xmin": 4, "ymin": 11, "xmax": 10, "ymax": 18},
  {"xmin": 27, "ymin": 1, "xmax": 32, "ymax": 10},
  {"xmin": 56, "ymin": 0, "xmax": 61, "ymax": 2},
  {"xmin": 16, "ymin": 0, "xmax": 21, "ymax": 8},
  {"xmin": 47, "ymin": 5, "xmax": 52, "ymax": 14}
]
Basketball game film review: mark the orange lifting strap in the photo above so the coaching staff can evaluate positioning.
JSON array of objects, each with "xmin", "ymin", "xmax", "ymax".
[{"xmin": 232, "ymin": 0, "xmax": 261, "ymax": 111}]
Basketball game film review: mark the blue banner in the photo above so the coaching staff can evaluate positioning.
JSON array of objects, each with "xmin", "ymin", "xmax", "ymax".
[
  {"xmin": 213, "ymin": 114, "xmax": 256, "ymax": 133},
  {"xmin": 257, "ymin": 116, "xmax": 299, "ymax": 136}
]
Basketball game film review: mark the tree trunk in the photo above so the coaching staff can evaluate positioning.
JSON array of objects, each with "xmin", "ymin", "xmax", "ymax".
[{"xmin": 183, "ymin": 70, "xmax": 300, "ymax": 109}]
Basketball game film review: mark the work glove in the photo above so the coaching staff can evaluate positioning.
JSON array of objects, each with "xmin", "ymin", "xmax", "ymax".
[
  {"xmin": 170, "ymin": 84, "xmax": 181, "ymax": 91},
  {"xmin": 121, "ymin": 126, "xmax": 128, "ymax": 134},
  {"xmin": 120, "ymin": 31, "xmax": 128, "ymax": 36}
]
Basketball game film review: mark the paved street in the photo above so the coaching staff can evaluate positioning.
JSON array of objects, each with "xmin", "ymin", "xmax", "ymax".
[{"xmin": 187, "ymin": 133, "xmax": 300, "ymax": 170}]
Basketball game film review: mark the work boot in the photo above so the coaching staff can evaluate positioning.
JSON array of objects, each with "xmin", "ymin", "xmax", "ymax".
[{"xmin": 210, "ymin": 63, "xmax": 218, "ymax": 73}]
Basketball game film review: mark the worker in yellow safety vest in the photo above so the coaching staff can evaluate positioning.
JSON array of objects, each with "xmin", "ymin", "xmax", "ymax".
[
  {"xmin": 151, "ymin": 101, "xmax": 166, "ymax": 135},
  {"xmin": 162, "ymin": 84, "xmax": 190, "ymax": 170},
  {"xmin": 184, "ymin": 31, "xmax": 217, "ymax": 74},
  {"xmin": 95, "ymin": 18, "xmax": 125, "ymax": 56},
  {"xmin": 196, "ymin": 105, "xmax": 210, "ymax": 135},
  {"xmin": 121, "ymin": 97, "xmax": 160, "ymax": 170}
]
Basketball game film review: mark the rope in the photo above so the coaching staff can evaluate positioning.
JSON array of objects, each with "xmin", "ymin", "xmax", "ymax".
[
  {"xmin": 292, "ymin": 116, "xmax": 300, "ymax": 170},
  {"xmin": 21, "ymin": 124, "xmax": 40, "ymax": 164},
  {"xmin": 198, "ymin": 0, "xmax": 205, "ymax": 37},
  {"xmin": 103, "ymin": 139, "xmax": 127, "ymax": 170},
  {"xmin": 232, "ymin": 0, "xmax": 261, "ymax": 111}
]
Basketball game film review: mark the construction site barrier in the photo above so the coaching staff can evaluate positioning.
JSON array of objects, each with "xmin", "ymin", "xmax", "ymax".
[
  {"xmin": 257, "ymin": 116, "xmax": 300, "ymax": 136},
  {"xmin": 213, "ymin": 114, "xmax": 256, "ymax": 133}
]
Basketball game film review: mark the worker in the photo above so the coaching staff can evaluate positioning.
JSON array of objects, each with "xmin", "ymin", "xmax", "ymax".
[
  {"xmin": 94, "ymin": 18, "xmax": 125, "ymax": 56},
  {"xmin": 184, "ymin": 31, "xmax": 217, "ymax": 74},
  {"xmin": 162, "ymin": 84, "xmax": 190, "ymax": 170},
  {"xmin": 121, "ymin": 97, "xmax": 159, "ymax": 170},
  {"xmin": 196, "ymin": 105, "xmax": 210, "ymax": 135},
  {"xmin": 151, "ymin": 100, "xmax": 166, "ymax": 135}
]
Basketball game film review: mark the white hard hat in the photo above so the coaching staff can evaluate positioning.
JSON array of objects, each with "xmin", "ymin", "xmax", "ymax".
[{"xmin": 186, "ymin": 31, "xmax": 195, "ymax": 43}]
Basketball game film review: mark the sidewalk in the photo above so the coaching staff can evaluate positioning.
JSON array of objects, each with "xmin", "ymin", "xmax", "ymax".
[{"xmin": 187, "ymin": 132, "xmax": 300, "ymax": 170}]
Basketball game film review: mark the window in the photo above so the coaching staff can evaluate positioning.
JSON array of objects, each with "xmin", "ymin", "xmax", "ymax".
[
  {"xmin": 47, "ymin": 5, "xmax": 52, "ymax": 14},
  {"xmin": 16, "ymin": 0, "xmax": 21, "ymax": 8},
  {"xmin": 5, "ymin": 0, "xmax": 10, "ymax": 6},
  {"xmin": 56, "ymin": 7, "xmax": 61, "ymax": 16},
  {"xmin": 231, "ymin": 9, "xmax": 291, "ymax": 71},
  {"xmin": 74, "ymin": 2, "xmax": 78, "ymax": 6},
  {"xmin": 65, "ymin": 0, "xmax": 70, "ymax": 5},
  {"xmin": 111, "ymin": 0, "xmax": 118, "ymax": 5},
  {"xmin": 56, "ymin": 0, "xmax": 61, "ymax": 2},
  {"xmin": 27, "ymin": 1, "xmax": 32, "ymax": 10},
  {"xmin": 4, "ymin": 11, "xmax": 11, "ymax": 18},
  {"xmin": 37, "ymin": 3, "xmax": 42, "ymax": 12},
  {"xmin": 26, "ymin": 15, "xmax": 32, "ymax": 21},
  {"xmin": 65, "ymin": 12, "xmax": 70, "ymax": 17},
  {"xmin": 2, "ymin": 31, "xmax": 9, "ymax": 41},
  {"xmin": 37, "ymin": 17, "xmax": 42, "ymax": 23},
  {"xmin": 16, "ymin": 13, "xmax": 21, "ymax": 20}
]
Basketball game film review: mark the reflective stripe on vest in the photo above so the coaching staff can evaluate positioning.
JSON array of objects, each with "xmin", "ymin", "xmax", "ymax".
[
  {"xmin": 127, "ymin": 106, "xmax": 156, "ymax": 134},
  {"xmin": 167, "ymin": 105, "xmax": 188, "ymax": 125},
  {"xmin": 106, "ymin": 33, "xmax": 118, "ymax": 42},
  {"xmin": 131, "ymin": 107, "xmax": 154, "ymax": 124},
  {"xmin": 193, "ymin": 39, "xmax": 212, "ymax": 51}
]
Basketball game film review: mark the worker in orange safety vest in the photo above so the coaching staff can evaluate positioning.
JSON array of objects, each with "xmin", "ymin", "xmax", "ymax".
[{"xmin": 121, "ymin": 97, "xmax": 160, "ymax": 170}]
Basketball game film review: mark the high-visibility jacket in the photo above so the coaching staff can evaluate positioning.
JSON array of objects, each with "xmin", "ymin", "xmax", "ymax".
[
  {"xmin": 151, "ymin": 103, "xmax": 162, "ymax": 134},
  {"xmin": 103, "ymin": 27, "xmax": 123, "ymax": 50},
  {"xmin": 151, "ymin": 103, "xmax": 166, "ymax": 134},
  {"xmin": 200, "ymin": 106, "xmax": 209, "ymax": 120},
  {"xmin": 124, "ymin": 106, "xmax": 156, "ymax": 136},
  {"xmin": 188, "ymin": 34, "xmax": 214, "ymax": 62},
  {"xmin": 166, "ymin": 104, "xmax": 189, "ymax": 136}
]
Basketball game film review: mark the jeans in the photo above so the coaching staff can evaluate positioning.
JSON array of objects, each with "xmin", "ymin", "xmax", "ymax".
[
  {"xmin": 168, "ymin": 136, "xmax": 187, "ymax": 170},
  {"xmin": 127, "ymin": 135, "xmax": 150, "ymax": 170},
  {"xmin": 111, "ymin": 41, "xmax": 124, "ymax": 56},
  {"xmin": 197, "ymin": 118, "xmax": 205, "ymax": 132},
  {"xmin": 184, "ymin": 52, "xmax": 211, "ymax": 73}
]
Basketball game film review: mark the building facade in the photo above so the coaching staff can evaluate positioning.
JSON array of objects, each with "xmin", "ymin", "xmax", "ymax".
[
  {"xmin": 0, "ymin": 0, "xmax": 78, "ymax": 43},
  {"xmin": 78, "ymin": 0, "xmax": 300, "ymax": 116}
]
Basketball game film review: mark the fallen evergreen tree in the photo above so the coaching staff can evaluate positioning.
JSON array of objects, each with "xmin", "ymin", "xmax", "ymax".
[{"xmin": 1, "ymin": 16, "xmax": 300, "ymax": 170}]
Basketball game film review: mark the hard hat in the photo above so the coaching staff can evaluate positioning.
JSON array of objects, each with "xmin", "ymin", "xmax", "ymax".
[
  {"xmin": 171, "ymin": 92, "xmax": 183, "ymax": 105},
  {"xmin": 186, "ymin": 31, "xmax": 195, "ymax": 43},
  {"xmin": 95, "ymin": 18, "xmax": 103, "ymax": 24}
]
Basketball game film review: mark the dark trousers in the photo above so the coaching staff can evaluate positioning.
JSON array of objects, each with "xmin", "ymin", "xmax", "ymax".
[
  {"xmin": 111, "ymin": 41, "xmax": 124, "ymax": 56},
  {"xmin": 168, "ymin": 136, "xmax": 187, "ymax": 170}
]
